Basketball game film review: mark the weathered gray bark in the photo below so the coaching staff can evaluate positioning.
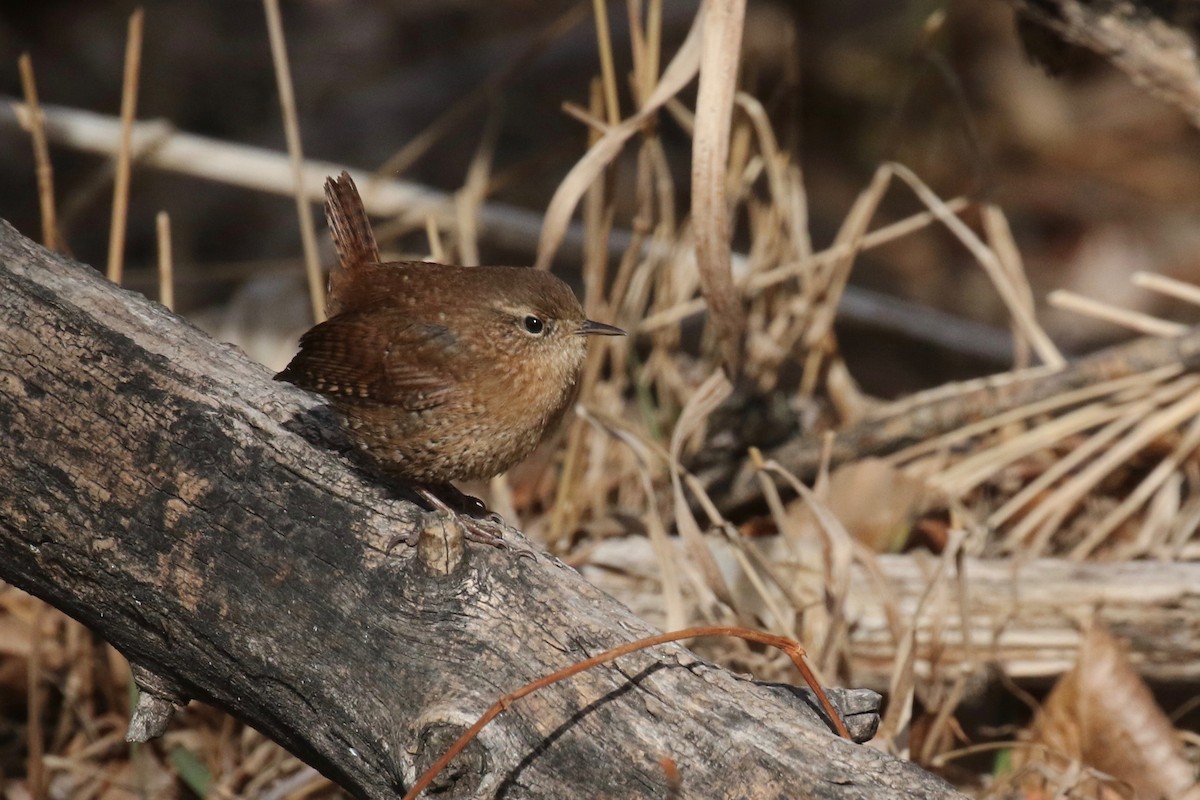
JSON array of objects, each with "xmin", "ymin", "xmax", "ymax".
[{"xmin": 0, "ymin": 221, "xmax": 963, "ymax": 799}]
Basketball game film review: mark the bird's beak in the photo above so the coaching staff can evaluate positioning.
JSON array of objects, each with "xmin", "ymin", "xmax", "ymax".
[{"xmin": 576, "ymin": 319, "xmax": 626, "ymax": 336}]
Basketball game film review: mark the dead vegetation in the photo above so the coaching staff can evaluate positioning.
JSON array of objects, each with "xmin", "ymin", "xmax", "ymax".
[{"xmin": 3, "ymin": 0, "xmax": 1200, "ymax": 797}]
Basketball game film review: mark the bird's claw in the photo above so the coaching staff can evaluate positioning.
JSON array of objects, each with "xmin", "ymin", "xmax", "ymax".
[
  {"xmin": 384, "ymin": 528, "xmax": 422, "ymax": 552},
  {"xmin": 456, "ymin": 513, "xmax": 508, "ymax": 548}
]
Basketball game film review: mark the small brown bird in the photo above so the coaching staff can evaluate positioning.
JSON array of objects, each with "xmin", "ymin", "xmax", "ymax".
[{"xmin": 276, "ymin": 172, "xmax": 623, "ymax": 543}]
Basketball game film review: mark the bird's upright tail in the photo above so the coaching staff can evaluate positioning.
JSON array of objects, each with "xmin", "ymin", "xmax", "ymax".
[
  {"xmin": 323, "ymin": 171, "xmax": 382, "ymax": 317},
  {"xmin": 324, "ymin": 171, "xmax": 380, "ymax": 275}
]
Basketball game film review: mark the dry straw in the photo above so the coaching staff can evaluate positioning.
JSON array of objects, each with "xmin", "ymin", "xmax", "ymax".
[
  {"xmin": 691, "ymin": 0, "xmax": 748, "ymax": 375},
  {"xmin": 155, "ymin": 211, "xmax": 174, "ymax": 311},
  {"xmin": 17, "ymin": 54, "xmax": 58, "ymax": 252},
  {"xmin": 263, "ymin": 0, "xmax": 325, "ymax": 323},
  {"xmin": 105, "ymin": 9, "xmax": 144, "ymax": 286}
]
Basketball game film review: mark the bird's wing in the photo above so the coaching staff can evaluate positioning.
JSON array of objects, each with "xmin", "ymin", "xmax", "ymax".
[{"xmin": 275, "ymin": 309, "xmax": 459, "ymax": 412}]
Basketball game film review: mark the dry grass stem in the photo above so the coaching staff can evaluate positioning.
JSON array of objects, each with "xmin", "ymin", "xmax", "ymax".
[
  {"xmin": 700, "ymin": 486, "xmax": 821, "ymax": 624},
  {"xmin": 453, "ymin": 106, "xmax": 503, "ymax": 266},
  {"xmin": 581, "ymin": 80, "xmax": 613, "ymax": 315},
  {"xmin": 668, "ymin": 370, "xmax": 735, "ymax": 605},
  {"xmin": 877, "ymin": 531, "xmax": 963, "ymax": 750},
  {"xmin": 561, "ymin": 100, "xmax": 609, "ymax": 133},
  {"xmin": 423, "ymin": 216, "xmax": 445, "ymax": 261},
  {"xmin": 933, "ymin": 399, "xmax": 1144, "ymax": 497},
  {"xmin": 890, "ymin": 163, "xmax": 1064, "ymax": 367},
  {"xmin": 919, "ymin": 669, "xmax": 971, "ymax": 765},
  {"xmin": 263, "ymin": 0, "xmax": 325, "ymax": 323},
  {"xmin": 638, "ymin": 196, "xmax": 972, "ymax": 333},
  {"xmin": 644, "ymin": 0, "xmax": 663, "ymax": 94},
  {"xmin": 887, "ymin": 365, "xmax": 1181, "ymax": 466},
  {"xmin": 577, "ymin": 407, "xmax": 686, "ymax": 631},
  {"xmin": 591, "ymin": 0, "xmax": 621, "ymax": 125},
  {"xmin": 735, "ymin": 92, "xmax": 811, "ymax": 264},
  {"xmin": 988, "ymin": 400, "xmax": 1152, "ymax": 529},
  {"xmin": 691, "ymin": 0, "xmax": 748, "ymax": 374},
  {"xmin": 981, "ymin": 204, "xmax": 1034, "ymax": 368},
  {"xmin": 155, "ymin": 210, "xmax": 174, "ymax": 311},
  {"xmin": 1005, "ymin": 377, "xmax": 1200, "ymax": 554},
  {"xmin": 1048, "ymin": 289, "xmax": 1188, "ymax": 337},
  {"xmin": 804, "ymin": 165, "xmax": 892, "ymax": 350},
  {"xmin": 732, "ymin": 542, "xmax": 799, "ymax": 636},
  {"xmin": 748, "ymin": 196, "xmax": 970, "ymax": 292},
  {"xmin": 105, "ymin": 8, "xmax": 144, "ymax": 286},
  {"xmin": 1133, "ymin": 271, "xmax": 1200, "ymax": 307},
  {"xmin": 627, "ymin": 0, "xmax": 649, "ymax": 104},
  {"xmin": 535, "ymin": 1, "xmax": 703, "ymax": 269},
  {"xmin": 758, "ymin": 456, "xmax": 856, "ymax": 676},
  {"xmin": 17, "ymin": 54, "xmax": 58, "ymax": 252},
  {"xmin": 1070, "ymin": 414, "xmax": 1200, "ymax": 559}
]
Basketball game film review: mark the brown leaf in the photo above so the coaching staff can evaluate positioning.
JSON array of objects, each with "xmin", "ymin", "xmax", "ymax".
[
  {"xmin": 1015, "ymin": 625, "xmax": 1200, "ymax": 800},
  {"xmin": 813, "ymin": 459, "xmax": 926, "ymax": 553}
]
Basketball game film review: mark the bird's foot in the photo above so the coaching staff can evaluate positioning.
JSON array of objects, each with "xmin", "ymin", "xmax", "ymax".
[
  {"xmin": 450, "ymin": 513, "xmax": 508, "ymax": 548},
  {"xmin": 410, "ymin": 485, "xmax": 508, "ymax": 548},
  {"xmin": 384, "ymin": 484, "xmax": 510, "ymax": 551},
  {"xmin": 428, "ymin": 483, "xmax": 505, "ymax": 524},
  {"xmin": 384, "ymin": 509, "xmax": 507, "ymax": 552}
]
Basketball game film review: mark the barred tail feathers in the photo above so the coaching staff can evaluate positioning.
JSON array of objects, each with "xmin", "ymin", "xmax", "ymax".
[{"xmin": 324, "ymin": 171, "xmax": 380, "ymax": 274}]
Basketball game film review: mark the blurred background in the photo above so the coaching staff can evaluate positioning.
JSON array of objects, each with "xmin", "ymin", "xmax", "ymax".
[{"xmin": 4, "ymin": 1, "xmax": 1200, "ymax": 797}]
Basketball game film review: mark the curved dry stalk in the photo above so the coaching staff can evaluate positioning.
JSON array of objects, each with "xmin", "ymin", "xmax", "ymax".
[
  {"xmin": 734, "ymin": 92, "xmax": 811, "ymax": 263},
  {"xmin": 402, "ymin": 625, "xmax": 852, "ymax": 800},
  {"xmin": 888, "ymin": 163, "xmax": 1063, "ymax": 368},
  {"xmin": 749, "ymin": 452, "xmax": 856, "ymax": 678},
  {"xmin": 638, "ymin": 195, "xmax": 973, "ymax": 332},
  {"xmin": 691, "ymin": 0, "xmax": 748, "ymax": 375}
]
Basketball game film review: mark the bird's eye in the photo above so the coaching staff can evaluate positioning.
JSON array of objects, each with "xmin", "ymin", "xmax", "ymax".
[{"xmin": 523, "ymin": 315, "xmax": 546, "ymax": 336}]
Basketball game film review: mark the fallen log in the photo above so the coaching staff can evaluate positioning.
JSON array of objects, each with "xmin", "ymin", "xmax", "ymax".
[{"xmin": 0, "ymin": 221, "xmax": 961, "ymax": 799}]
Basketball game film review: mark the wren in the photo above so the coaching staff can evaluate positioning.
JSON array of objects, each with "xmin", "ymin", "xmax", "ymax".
[{"xmin": 275, "ymin": 172, "xmax": 623, "ymax": 543}]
